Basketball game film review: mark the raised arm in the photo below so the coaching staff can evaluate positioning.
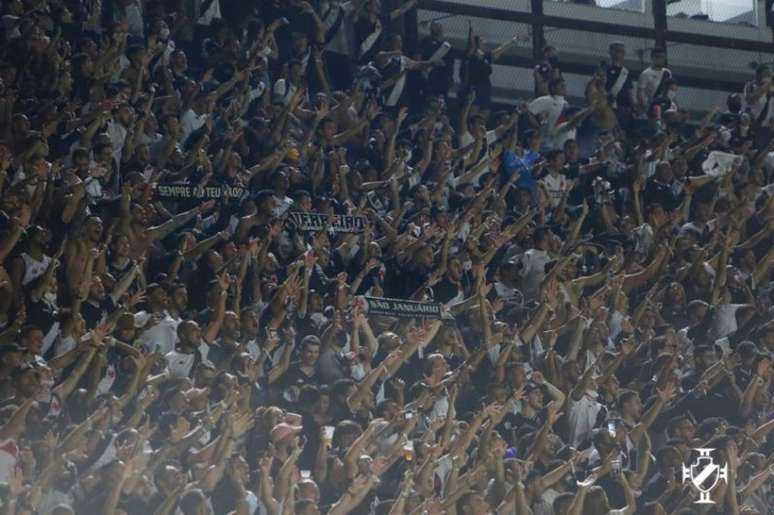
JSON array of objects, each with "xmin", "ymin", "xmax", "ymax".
[
  {"xmin": 53, "ymin": 345, "xmax": 99, "ymax": 400},
  {"xmin": 148, "ymin": 201, "xmax": 216, "ymax": 242},
  {"xmin": 628, "ymin": 383, "xmax": 675, "ymax": 444},
  {"xmin": 0, "ymin": 399, "xmax": 34, "ymax": 441},
  {"xmin": 496, "ymin": 464, "xmax": 531, "ymax": 515},
  {"xmin": 389, "ymin": 0, "xmax": 418, "ymax": 20},
  {"xmin": 491, "ymin": 34, "xmax": 527, "ymax": 63},
  {"xmin": 203, "ymin": 276, "xmax": 229, "ymax": 343},
  {"xmin": 348, "ymin": 357, "xmax": 393, "ymax": 408}
]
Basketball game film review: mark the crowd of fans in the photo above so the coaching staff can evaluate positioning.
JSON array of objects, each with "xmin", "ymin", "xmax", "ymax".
[{"xmin": 0, "ymin": 0, "xmax": 773, "ymax": 514}]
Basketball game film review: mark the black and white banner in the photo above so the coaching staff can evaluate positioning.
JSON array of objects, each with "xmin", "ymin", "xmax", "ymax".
[
  {"xmin": 156, "ymin": 183, "xmax": 245, "ymax": 200},
  {"xmin": 288, "ymin": 212, "xmax": 367, "ymax": 233},
  {"xmin": 362, "ymin": 296, "xmax": 444, "ymax": 319}
]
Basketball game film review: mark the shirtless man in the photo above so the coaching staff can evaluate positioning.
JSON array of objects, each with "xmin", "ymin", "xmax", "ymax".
[
  {"xmin": 117, "ymin": 182, "xmax": 216, "ymax": 260},
  {"xmin": 64, "ymin": 215, "xmax": 106, "ymax": 295}
]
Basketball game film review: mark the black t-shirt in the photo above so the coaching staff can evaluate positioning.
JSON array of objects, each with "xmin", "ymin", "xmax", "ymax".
[
  {"xmin": 465, "ymin": 51, "xmax": 493, "ymax": 89},
  {"xmin": 81, "ymin": 297, "xmax": 116, "ymax": 329},
  {"xmin": 605, "ymin": 64, "xmax": 633, "ymax": 108},
  {"xmin": 563, "ymin": 162, "xmax": 589, "ymax": 206},
  {"xmin": 260, "ymin": 3, "xmax": 317, "ymax": 60},
  {"xmin": 643, "ymin": 472, "xmax": 670, "ymax": 503},
  {"xmin": 650, "ymin": 96, "xmax": 673, "ymax": 118},
  {"xmin": 282, "ymin": 361, "xmax": 320, "ymax": 395},
  {"xmin": 196, "ymin": 306, "xmax": 215, "ymax": 326},
  {"xmin": 354, "ymin": 15, "xmax": 388, "ymax": 62},
  {"xmin": 535, "ymin": 61, "xmax": 552, "ymax": 82},
  {"xmin": 26, "ymin": 297, "xmax": 57, "ymax": 343},
  {"xmin": 510, "ymin": 408, "xmax": 546, "ymax": 432},
  {"xmin": 718, "ymin": 111, "xmax": 741, "ymax": 128},
  {"xmin": 383, "ymin": 256, "xmax": 425, "ymax": 298},
  {"xmin": 433, "ymin": 278, "xmax": 463, "ymax": 304},
  {"xmin": 419, "ymin": 37, "xmax": 454, "ymax": 94},
  {"xmin": 207, "ymin": 341, "xmax": 241, "ymax": 369},
  {"xmin": 680, "ymin": 373, "xmax": 741, "ymax": 424},
  {"xmin": 643, "ymin": 178, "xmax": 680, "ymax": 211}
]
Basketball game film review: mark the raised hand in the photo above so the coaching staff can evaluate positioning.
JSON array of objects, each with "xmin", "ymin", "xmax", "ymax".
[
  {"xmin": 371, "ymin": 456, "xmax": 390, "ymax": 476},
  {"xmin": 90, "ymin": 321, "xmax": 113, "ymax": 347},
  {"xmin": 577, "ymin": 473, "xmax": 598, "ymax": 489},
  {"xmin": 198, "ymin": 199, "xmax": 217, "ymax": 214},
  {"xmin": 546, "ymin": 401, "xmax": 563, "ymax": 425},
  {"xmin": 656, "ymin": 382, "xmax": 677, "ymax": 403},
  {"xmin": 632, "ymin": 174, "xmax": 644, "ymax": 194},
  {"xmin": 383, "ymin": 349, "xmax": 404, "ymax": 368},
  {"xmin": 511, "ymin": 386, "xmax": 526, "ymax": 404},
  {"xmin": 316, "ymin": 98, "xmax": 330, "ymax": 119},
  {"xmin": 755, "ymin": 357, "xmax": 770, "ymax": 378},
  {"xmin": 216, "ymin": 270, "xmax": 231, "ymax": 291},
  {"xmin": 397, "ymin": 107, "xmax": 409, "ymax": 124},
  {"xmin": 232, "ymin": 412, "xmax": 255, "ymax": 438},
  {"xmin": 366, "ymin": 257, "xmax": 381, "ymax": 272}
]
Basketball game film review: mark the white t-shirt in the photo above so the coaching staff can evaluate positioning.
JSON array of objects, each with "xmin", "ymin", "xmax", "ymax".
[
  {"xmin": 433, "ymin": 454, "xmax": 453, "ymax": 496},
  {"xmin": 638, "ymin": 66, "xmax": 670, "ymax": 106},
  {"xmin": 165, "ymin": 349, "xmax": 197, "ymax": 377},
  {"xmin": 180, "ymin": 108, "xmax": 207, "ymax": 144},
  {"xmin": 165, "ymin": 340, "xmax": 211, "ymax": 377},
  {"xmin": 429, "ymin": 394, "xmax": 449, "ymax": 422},
  {"xmin": 493, "ymin": 281, "xmax": 520, "ymax": 302},
  {"xmin": 20, "ymin": 252, "xmax": 51, "ymax": 286},
  {"xmin": 245, "ymin": 339, "xmax": 261, "ymax": 361},
  {"xmin": 529, "ymin": 95, "xmax": 566, "ymax": 130},
  {"xmin": 322, "ymin": 1, "xmax": 355, "ymax": 56},
  {"xmin": 37, "ymin": 489, "xmax": 74, "ymax": 515},
  {"xmin": 519, "ymin": 248, "xmax": 551, "ymax": 300},
  {"xmin": 125, "ymin": 2, "xmax": 144, "ymax": 38},
  {"xmin": 712, "ymin": 304, "xmax": 746, "ymax": 339},
  {"xmin": 273, "ymin": 195, "xmax": 294, "ymax": 217},
  {"xmin": 106, "ymin": 119, "xmax": 128, "ymax": 166},
  {"xmin": 459, "ymin": 129, "xmax": 498, "ymax": 180},
  {"xmin": 540, "ymin": 172, "xmax": 567, "ymax": 207},
  {"xmin": 744, "ymin": 80, "xmax": 769, "ymax": 118},
  {"xmin": 272, "ymin": 79, "xmax": 297, "ymax": 106},
  {"xmin": 633, "ymin": 223, "xmax": 655, "ymax": 257},
  {"xmin": 0, "ymin": 439, "xmax": 17, "ymax": 483},
  {"xmin": 567, "ymin": 392, "xmax": 603, "ymax": 447},
  {"xmin": 53, "ymin": 334, "xmax": 77, "ymax": 359},
  {"xmin": 96, "ymin": 363, "xmax": 117, "ymax": 396},
  {"xmin": 529, "ymin": 94, "xmax": 569, "ymax": 149},
  {"xmin": 135, "ymin": 311, "xmax": 181, "ymax": 355},
  {"xmin": 609, "ymin": 310, "xmax": 626, "ymax": 342}
]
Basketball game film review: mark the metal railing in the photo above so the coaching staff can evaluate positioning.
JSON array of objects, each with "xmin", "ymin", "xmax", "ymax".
[
  {"xmin": 546, "ymin": 0, "xmax": 758, "ymax": 24},
  {"xmin": 667, "ymin": 0, "xmax": 757, "ymax": 26},
  {"xmin": 548, "ymin": 0, "xmax": 645, "ymax": 14},
  {"xmin": 416, "ymin": 0, "xmax": 771, "ymax": 99}
]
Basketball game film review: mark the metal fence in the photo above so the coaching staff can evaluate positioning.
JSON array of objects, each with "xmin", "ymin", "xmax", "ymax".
[
  {"xmin": 544, "ymin": 0, "xmax": 758, "ymax": 24},
  {"xmin": 667, "ymin": 0, "xmax": 757, "ymax": 26},
  {"xmin": 547, "ymin": 0, "xmax": 645, "ymax": 14},
  {"xmin": 414, "ymin": 0, "xmax": 771, "ymax": 112}
]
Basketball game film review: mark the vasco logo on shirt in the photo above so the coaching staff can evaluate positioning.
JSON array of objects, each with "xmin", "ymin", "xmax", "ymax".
[{"xmin": 681, "ymin": 448, "xmax": 728, "ymax": 504}]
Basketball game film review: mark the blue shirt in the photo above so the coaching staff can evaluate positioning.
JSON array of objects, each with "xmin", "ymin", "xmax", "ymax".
[{"xmin": 503, "ymin": 149, "xmax": 541, "ymax": 192}]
